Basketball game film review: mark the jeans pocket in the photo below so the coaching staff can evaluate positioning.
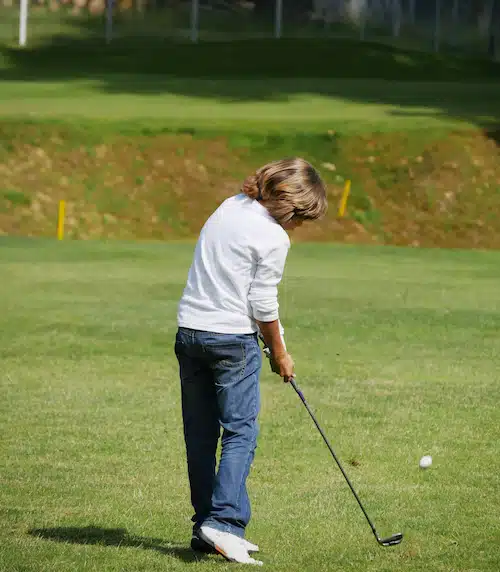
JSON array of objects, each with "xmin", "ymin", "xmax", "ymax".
[
  {"xmin": 212, "ymin": 342, "xmax": 246, "ymax": 369},
  {"xmin": 205, "ymin": 340, "xmax": 246, "ymax": 372}
]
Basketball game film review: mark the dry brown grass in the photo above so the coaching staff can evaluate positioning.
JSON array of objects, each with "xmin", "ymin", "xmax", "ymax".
[{"xmin": 1, "ymin": 124, "xmax": 499, "ymax": 248}]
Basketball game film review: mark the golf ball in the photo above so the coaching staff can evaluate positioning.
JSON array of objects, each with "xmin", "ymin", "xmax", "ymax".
[{"xmin": 419, "ymin": 455, "xmax": 432, "ymax": 469}]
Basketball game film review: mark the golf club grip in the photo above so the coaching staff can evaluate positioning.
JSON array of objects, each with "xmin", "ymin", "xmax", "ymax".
[
  {"xmin": 289, "ymin": 378, "xmax": 379, "ymax": 538},
  {"xmin": 289, "ymin": 377, "xmax": 305, "ymax": 401}
]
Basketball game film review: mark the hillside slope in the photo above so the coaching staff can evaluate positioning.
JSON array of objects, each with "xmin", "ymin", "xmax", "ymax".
[{"xmin": 1, "ymin": 122, "xmax": 499, "ymax": 249}]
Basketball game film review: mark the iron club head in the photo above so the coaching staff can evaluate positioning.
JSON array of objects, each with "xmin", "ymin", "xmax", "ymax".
[{"xmin": 378, "ymin": 533, "xmax": 403, "ymax": 547}]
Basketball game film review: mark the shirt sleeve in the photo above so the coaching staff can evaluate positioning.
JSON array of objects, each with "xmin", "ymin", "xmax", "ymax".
[
  {"xmin": 248, "ymin": 239, "xmax": 290, "ymax": 323},
  {"xmin": 278, "ymin": 318, "xmax": 286, "ymax": 350}
]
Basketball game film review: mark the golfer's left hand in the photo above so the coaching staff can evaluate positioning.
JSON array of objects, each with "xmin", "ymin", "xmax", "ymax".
[{"xmin": 271, "ymin": 352, "xmax": 295, "ymax": 382}]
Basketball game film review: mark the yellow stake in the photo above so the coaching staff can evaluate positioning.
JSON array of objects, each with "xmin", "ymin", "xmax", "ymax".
[
  {"xmin": 338, "ymin": 180, "xmax": 351, "ymax": 218},
  {"xmin": 57, "ymin": 200, "xmax": 65, "ymax": 240}
]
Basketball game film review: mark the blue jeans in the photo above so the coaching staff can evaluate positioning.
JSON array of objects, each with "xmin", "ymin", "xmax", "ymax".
[{"xmin": 174, "ymin": 327, "xmax": 262, "ymax": 538}]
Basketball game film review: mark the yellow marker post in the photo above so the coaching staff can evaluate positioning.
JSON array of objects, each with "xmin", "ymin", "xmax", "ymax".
[
  {"xmin": 338, "ymin": 180, "xmax": 351, "ymax": 218},
  {"xmin": 57, "ymin": 200, "xmax": 65, "ymax": 240}
]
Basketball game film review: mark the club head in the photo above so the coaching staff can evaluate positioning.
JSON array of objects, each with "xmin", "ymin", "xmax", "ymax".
[{"xmin": 378, "ymin": 533, "xmax": 403, "ymax": 547}]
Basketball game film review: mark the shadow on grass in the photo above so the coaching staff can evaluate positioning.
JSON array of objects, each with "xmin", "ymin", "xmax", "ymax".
[
  {"xmin": 28, "ymin": 525, "xmax": 204, "ymax": 563},
  {"xmin": 1, "ymin": 24, "xmax": 499, "ymax": 138},
  {"xmin": 2, "ymin": 34, "xmax": 499, "ymax": 85}
]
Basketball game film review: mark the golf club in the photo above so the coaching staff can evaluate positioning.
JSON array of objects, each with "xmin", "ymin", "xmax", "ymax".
[{"xmin": 289, "ymin": 377, "xmax": 403, "ymax": 547}]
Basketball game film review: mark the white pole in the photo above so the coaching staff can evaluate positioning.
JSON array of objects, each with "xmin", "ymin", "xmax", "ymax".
[
  {"xmin": 105, "ymin": 0, "xmax": 113, "ymax": 44},
  {"xmin": 275, "ymin": 0, "xmax": 283, "ymax": 39},
  {"xmin": 19, "ymin": 0, "xmax": 28, "ymax": 47},
  {"xmin": 191, "ymin": 0, "xmax": 199, "ymax": 43}
]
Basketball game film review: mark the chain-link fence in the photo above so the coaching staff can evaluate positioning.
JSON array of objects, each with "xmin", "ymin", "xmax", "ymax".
[{"xmin": 1, "ymin": 0, "xmax": 499, "ymax": 59}]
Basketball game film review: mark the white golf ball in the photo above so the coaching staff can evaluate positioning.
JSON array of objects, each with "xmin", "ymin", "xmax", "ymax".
[{"xmin": 419, "ymin": 455, "xmax": 432, "ymax": 469}]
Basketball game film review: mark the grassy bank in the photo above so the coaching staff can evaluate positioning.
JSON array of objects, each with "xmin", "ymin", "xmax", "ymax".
[{"xmin": 1, "ymin": 121, "xmax": 499, "ymax": 248}]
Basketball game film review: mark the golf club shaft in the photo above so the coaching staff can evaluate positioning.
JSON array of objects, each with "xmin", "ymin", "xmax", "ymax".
[{"xmin": 289, "ymin": 378, "xmax": 379, "ymax": 542}]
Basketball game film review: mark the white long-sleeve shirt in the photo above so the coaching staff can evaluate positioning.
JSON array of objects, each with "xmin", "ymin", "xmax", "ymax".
[{"xmin": 177, "ymin": 193, "xmax": 290, "ymax": 338}]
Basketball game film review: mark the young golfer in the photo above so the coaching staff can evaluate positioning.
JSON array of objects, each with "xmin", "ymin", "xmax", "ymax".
[{"xmin": 174, "ymin": 157, "xmax": 328, "ymax": 565}]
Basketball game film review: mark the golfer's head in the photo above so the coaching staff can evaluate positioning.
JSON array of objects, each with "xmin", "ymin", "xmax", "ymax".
[{"xmin": 242, "ymin": 157, "xmax": 328, "ymax": 229}]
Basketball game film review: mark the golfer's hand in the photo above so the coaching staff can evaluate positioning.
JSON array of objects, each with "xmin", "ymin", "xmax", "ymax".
[{"xmin": 270, "ymin": 352, "xmax": 295, "ymax": 382}]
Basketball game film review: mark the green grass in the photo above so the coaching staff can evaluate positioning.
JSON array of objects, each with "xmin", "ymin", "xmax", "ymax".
[
  {"xmin": 1, "ymin": 189, "xmax": 32, "ymax": 207},
  {"xmin": 1, "ymin": 238, "xmax": 499, "ymax": 571},
  {"xmin": 1, "ymin": 34, "xmax": 498, "ymax": 133},
  {"xmin": 1, "ymin": 77, "xmax": 500, "ymax": 133}
]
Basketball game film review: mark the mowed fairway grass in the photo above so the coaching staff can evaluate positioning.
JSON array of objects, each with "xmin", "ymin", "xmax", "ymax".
[
  {"xmin": 1, "ymin": 238, "xmax": 499, "ymax": 572},
  {"xmin": 1, "ymin": 78, "xmax": 500, "ymax": 132}
]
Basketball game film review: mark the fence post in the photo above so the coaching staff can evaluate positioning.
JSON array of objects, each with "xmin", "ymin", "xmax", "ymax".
[
  {"xmin": 434, "ymin": 0, "xmax": 441, "ymax": 52},
  {"xmin": 105, "ymin": 0, "xmax": 113, "ymax": 44},
  {"xmin": 488, "ymin": 0, "xmax": 498, "ymax": 57},
  {"xmin": 191, "ymin": 0, "xmax": 199, "ymax": 43},
  {"xmin": 359, "ymin": 0, "xmax": 369, "ymax": 41},
  {"xmin": 275, "ymin": 0, "xmax": 283, "ymax": 38},
  {"xmin": 452, "ymin": 0, "xmax": 459, "ymax": 26},
  {"xmin": 392, "ymin": 0, "xmax": 402, "ymax": 38},
  {"xmin": 409, "ymin": 0, "xmax": 416, "ymax": 25}
]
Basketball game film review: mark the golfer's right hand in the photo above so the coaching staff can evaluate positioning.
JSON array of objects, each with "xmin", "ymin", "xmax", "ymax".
[{"xmin": 270, "ymin": 352, "xmax": 295, "ymax": 382}]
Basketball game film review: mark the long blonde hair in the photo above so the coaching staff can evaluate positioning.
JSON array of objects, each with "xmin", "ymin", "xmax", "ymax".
[{"xmin": 241, "ymin": 157, "xmax": 327, "ymax": 226}]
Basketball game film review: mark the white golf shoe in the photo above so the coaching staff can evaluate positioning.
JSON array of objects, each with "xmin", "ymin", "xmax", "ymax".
[
  {"xmin": 241, "ymin": 538, "xmax": 259, "ymax": 553},
  {"xmin": 199, "ymin": 526, "xmax": 263, "ymax": 566}
]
